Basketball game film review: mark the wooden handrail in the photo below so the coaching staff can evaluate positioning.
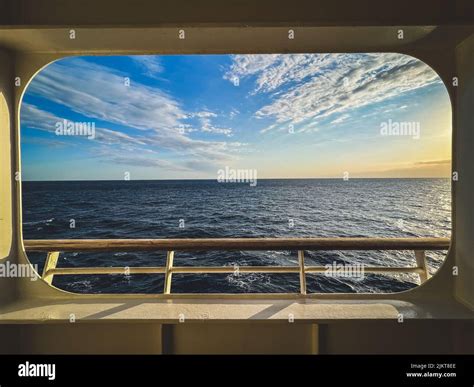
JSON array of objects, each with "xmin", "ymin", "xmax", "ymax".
[{"xmin": 23, "ymin": 237, "xmax": 450, "ymax": 252}]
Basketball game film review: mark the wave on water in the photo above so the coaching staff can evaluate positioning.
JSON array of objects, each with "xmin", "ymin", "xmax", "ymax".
[{"xmin": 22, "ymin": 178, "xmax": 451, "ymax": 294}]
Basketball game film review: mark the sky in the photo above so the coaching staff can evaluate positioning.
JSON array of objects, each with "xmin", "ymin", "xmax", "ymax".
[{"xmin": 20, "ymin": 53, "xmax": 452, "ymax": 181}]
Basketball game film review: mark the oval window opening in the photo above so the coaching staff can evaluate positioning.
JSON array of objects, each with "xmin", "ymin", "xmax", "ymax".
[{"xmin": 20, "ymin": 53, "xmax": 452, "ymax": 294}]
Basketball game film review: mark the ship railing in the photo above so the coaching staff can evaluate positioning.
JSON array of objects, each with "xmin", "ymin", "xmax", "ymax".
[{"xmin": 23, "ymin": 237, "xmax": 450, "ymax": 295}]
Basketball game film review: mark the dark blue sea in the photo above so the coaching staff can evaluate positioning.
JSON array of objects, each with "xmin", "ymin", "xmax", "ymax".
[{"xmin": 22, "ymin": 178, "xmax": 451, "ymax": 294}]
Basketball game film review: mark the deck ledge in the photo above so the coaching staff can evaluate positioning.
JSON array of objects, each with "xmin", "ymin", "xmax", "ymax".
[{"xmin": 0, "ymin": 297, "xmax": 472, "ymax": 323}]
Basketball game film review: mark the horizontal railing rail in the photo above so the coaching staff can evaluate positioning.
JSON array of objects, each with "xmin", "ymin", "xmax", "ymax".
[
  {"xmin": 24, "ymin": 237, "xmax": 450, "ymax": 252},
  {"xmin": 23, "ymin": 237, "xmax": 450, "ymax": 294}
]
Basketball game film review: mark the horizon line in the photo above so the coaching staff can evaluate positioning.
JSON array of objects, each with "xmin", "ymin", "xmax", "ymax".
[{"xmin": 23, "ymin": 176, "xmax": 451, "ymax": 182}]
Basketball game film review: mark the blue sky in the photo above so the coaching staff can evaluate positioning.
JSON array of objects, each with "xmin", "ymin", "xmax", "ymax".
[{"xmin": 21, "ymin": 53, "xmax": 451, "ymax": 180}]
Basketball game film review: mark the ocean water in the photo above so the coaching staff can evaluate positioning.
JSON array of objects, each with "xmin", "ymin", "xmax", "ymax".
[{"xmin": 22, "ymin": 178, "xmax": 451, "ymax": 294}]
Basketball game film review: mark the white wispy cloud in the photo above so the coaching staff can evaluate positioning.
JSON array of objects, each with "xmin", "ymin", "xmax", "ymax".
[
  {"xmin": 100, "ymin": 154, "xmax": 192, "ymax": 171},
  {"xmin": 225, "ymin": 53, "xmax": 441, "ymax": 132},
  {"xmin": 22, "ymin": 136, "xmax": 71, "ymax": 149},
  {"xmin": 23, "ymin": 59, "xmax": 240, "ymax": 170},
  {"xmin": 229, "ymin": 108, "xmax": 239, "ymax": 119},
  {"xmin": 224, "ymin": 54, "xmax": 284, "ymax": 93},
  {"xmin": 129, "ymin": 55, "xmax": 164, "ymax": 79},
  {"xmin": 199, "ymin": 117, "xmax": 233, "ymax": 136},
  {"xmin": 21, "ymin": 103, "xmax": 61, "ymax": 132},
  {"xmin": 330, "ymin": 114, "xmax": 350, "ymax": 125},
  {"xmin": 28, "ymin": 59, "xmax": 183, "ymax": 132},
  {"xmin": 94, "ymin": 127, "xmax": 148, "ymax": 146},
  {"xmin": 22, "ymin": 103, "xmax": 143, "ymax": 146},
  {"xmin": 189, "ymin": 111, "xmax": 218, "ymax": 119},
  {"xmin": 185, "ymin": 111, "xmax": 233, "ymax": 136},
  {"xmin": 22, "ymin": 102, "xmax": 242, "ymax": 174}
]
